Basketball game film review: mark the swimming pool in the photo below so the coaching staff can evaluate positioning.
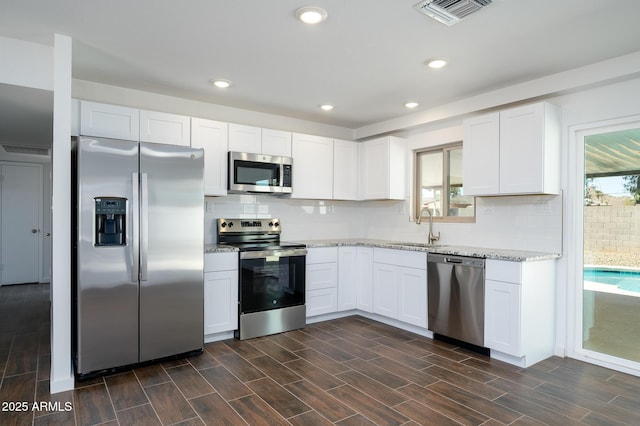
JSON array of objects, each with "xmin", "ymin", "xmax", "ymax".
[{"xmin": 584, "ymin": 268, "xmax": 640, "ymax": 293}]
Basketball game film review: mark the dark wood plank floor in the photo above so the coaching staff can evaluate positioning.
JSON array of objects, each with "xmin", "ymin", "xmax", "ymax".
[{"xmin": 2, "ymin": 283, "xmax": 640, "ymax": 425}]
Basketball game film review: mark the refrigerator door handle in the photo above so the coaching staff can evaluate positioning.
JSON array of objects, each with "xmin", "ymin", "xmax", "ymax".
[
  {"xmin": 132, "ymin": 172, "xmax": 140, "ymax": 282},
  {"xmin": 140, "ymin": 172, "xmax": 149, "ymax": 281}
]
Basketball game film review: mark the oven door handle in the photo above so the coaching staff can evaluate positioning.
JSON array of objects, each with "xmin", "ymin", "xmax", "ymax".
[{"xmin": 240, "ymin": 248, "xmax": 308, "ymax": 259}]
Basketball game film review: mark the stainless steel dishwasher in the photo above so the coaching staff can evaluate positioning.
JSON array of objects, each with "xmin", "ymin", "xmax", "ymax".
[{"xmin": 427, "ymin": 253, "xmax": 486, "ymax": 348}]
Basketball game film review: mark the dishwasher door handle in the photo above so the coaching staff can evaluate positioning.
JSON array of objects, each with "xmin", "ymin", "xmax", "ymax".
[{"xmin": 444, "ymin": 257, "xmax": 463, "ymax": 264}]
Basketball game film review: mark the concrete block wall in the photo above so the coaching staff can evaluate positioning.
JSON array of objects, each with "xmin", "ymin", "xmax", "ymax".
[{"xmin": 584, "ymin": 205, "xmax": 640, "ymax": 252}]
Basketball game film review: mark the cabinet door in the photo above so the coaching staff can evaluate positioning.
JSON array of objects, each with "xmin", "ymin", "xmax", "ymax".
[
  {"xmin": 80, "ymin": 101, "xmax": 139, "ymax": 140},
  {"xmin": 204, "ymin": 270, "xmax": 238, "ymax": 335},
  {"xmin": 262, "ymin": 128, "xmax": 292, "ymax": 157},
  {"xmin": 191, "ymin": 118, "xmax": 228, "ymax": 196},
  {"xmin": 333, "ymin": 139, "xmax": 359, "ymax": 200},
  {"xmin": 356, "ymin": 247, "xmax": 374, "ymax": 313},
  {"xmin": 360, "ymin": 138, "xmax": 389, "ymax": 200},
  {"xmin": 484, "ymin": 279, "xmax": 521, "ymax": 355},
  {"xmin": 140, "ymin": 110, "xmax": 190, "ymax": 146},
  {"xmin": 462, "ymin": 112, "xmax": 500, "ymax": 195},
  {"xmin": 359, "ymin": 136, "xmax": 406, "ymax": 200},
  {"xmin": 398, "ymin": 267, "xmax": 427, "ymax": 328},
  {"xmin": 373, "ymin": 263, "xmax": 398, "ymax": 318},
  {"xmin": 228, "ymin": 123, "xmax": 261, "ymax": 154},
  {"xmin": 307, "ymin": 288, "xmax": 338, "ymax": 317},
  {"xmin": 499, "ymin": 103, "xmax": 545, "ymax": 194},
  {"xmin": 338, "ymin": 247, "xmax": 357, "ymax": 311},
  {"xmin": 291, "ymin": 133, "xmax": 334, "ymax": 199},
  {"xmin": 306, "ymin": 262, "xmax": 338, "ymax": 291}
]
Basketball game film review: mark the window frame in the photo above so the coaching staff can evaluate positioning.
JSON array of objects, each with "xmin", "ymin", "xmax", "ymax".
[{"xmin": 414, "ymin": 142, "xmax": 475, "ymax": 223}]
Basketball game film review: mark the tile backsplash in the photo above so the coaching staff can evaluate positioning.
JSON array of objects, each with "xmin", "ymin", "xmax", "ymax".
[{"xmin": 205, "ymin": 193, "xmax": 563, "ymax": 254}]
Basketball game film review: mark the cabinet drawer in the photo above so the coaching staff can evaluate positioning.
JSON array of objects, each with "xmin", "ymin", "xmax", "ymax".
[
  {"xmin": 306, "ymin": 263, "xmax": 338, "ymax": 291},
  {"xmin": 307, "ymin": 288, "xmax": 337, "ymax": 317},
  {"xmin": 306, "ymin": 247, "xmax": 338, "ymax": 264},
  {"xmin": 486, "ymin": 259, "xmax": 521, "ymax": 283},
  {"xmin": 374, "ymin": 248, "xmax": 426, "ymax": 269},
  {"xmin": 204, "ymin": 252, "xmax": 238, "ymax": 272}
]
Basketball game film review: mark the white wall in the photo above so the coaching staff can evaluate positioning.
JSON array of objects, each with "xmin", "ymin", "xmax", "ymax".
[
  {"xmin": 549, "ymin": 77, "xmax": 640, "ymax": 363},
  {"xmin": 0, "ymin": 36, "xmax": 53, "ymax": 90},
  {"xmin": 51, "ymin": 34, "xmax": 73, "ymax": 393}
]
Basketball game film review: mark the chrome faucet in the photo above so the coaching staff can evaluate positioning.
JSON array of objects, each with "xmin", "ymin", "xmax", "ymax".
[{"xmin": 416, "ymin": 206, "xmax": 440, "ymax": 245}]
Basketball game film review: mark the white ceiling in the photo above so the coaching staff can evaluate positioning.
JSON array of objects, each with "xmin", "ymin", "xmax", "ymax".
[{"xmin": 1, "ymin": 0, "xmax": 640, "ymax": 148}]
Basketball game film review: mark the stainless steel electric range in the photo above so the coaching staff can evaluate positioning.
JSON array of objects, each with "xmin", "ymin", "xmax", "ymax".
[{"xmin": 217, "ymin": 218, "xmax": 307, "ymax": 340}]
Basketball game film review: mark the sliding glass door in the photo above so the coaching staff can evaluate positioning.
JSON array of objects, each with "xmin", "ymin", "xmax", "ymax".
[{"xmin": 579, "ymin": 123, "xmax": 640, "ymax": 366}]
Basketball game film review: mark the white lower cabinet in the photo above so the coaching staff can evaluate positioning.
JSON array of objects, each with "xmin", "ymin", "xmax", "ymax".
[
  {"xmin": 484, "ymin": 259, "xmax": 556, "ymax": 367},
  {"xmin": 356, "ymin": 247, "xmax": 374, "ymax": 313},
  {"xmin": 485, "ymin": 279, "xmax": 521, "ymax": 354},
  {"xmin": 337, "ymin": 246, "xmax": 357, "ymax": 311},
  {"xmin": 373, "ymin": 263, "xmax": 398, "ymax": 318},
  {"xmin": 204, "ymin": 252, "xmax": 238, "ymax": 336},
  {"xmin": 398, "ymin": 267, "xmax": 428, "ymax": 328},
  {"xmin": 372, "ymin": 248, "xmax": 427, "ymax": 329},
  {"xmin": 306, "ymin": 247, "xmax": 338, "ymax": 317}
]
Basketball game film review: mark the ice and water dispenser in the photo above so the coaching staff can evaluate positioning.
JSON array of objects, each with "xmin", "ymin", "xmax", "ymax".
[{"xmin": 94, "ymin": 197, "xmax": 127, "ymax": 246}]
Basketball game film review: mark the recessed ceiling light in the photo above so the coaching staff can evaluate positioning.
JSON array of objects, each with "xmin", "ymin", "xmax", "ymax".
[
  {"xmin": 211, "ymin": 79, "xmax": 231, "ymax": 89},
  {"xmin": 320, "ymin": 104, "xmax": 334, "ymax": 111},
  {"xmin": 426, "ymin": 57, "xmax": 448, "ymax": 69},
  {"xmin": 296, "ymin": 6, "xmax": 328, "ymax": 24},
  {"xmin": 405, "ymin": 102, "xmax": 419, "ymax": 109}
]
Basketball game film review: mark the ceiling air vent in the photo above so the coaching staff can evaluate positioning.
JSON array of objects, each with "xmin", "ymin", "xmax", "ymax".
[
  {"xmin": 1, "ymin": 145, "xmax": 50, "ymax": 156},
  {"xmin": 414, "ymin": 0, "xmax": 492, "ymax": 26}
]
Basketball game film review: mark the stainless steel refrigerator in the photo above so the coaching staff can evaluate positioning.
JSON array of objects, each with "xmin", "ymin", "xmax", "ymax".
[{"xmin": 72, "ymin": 137, "xmax": 204, "ymax": 376}]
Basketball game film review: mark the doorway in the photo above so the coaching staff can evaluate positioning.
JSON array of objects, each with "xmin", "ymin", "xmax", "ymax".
[
  {"xmin": 571, "ymin": 118, "xmax": 640, "ymax": 373},
  {"xmin": 0, "ymin": 162, "xmax": 44, "ymax": 285}
]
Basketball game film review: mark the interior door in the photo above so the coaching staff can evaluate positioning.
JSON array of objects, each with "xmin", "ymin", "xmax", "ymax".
[{"xmin": 1, "ymin": 163, "xmax": 41, "ymax": 285}]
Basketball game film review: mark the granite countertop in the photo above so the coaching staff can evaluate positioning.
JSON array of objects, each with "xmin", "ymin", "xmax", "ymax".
[
  {"xmin": 298, "ymin": 239, "xmax": 561, "ymax": 262},
  {"xmin": 205, "ymin": 244, "xmax": 238, "ymax": 253},
  {"xmin": 205, "ymin": 239, "xmax": 560, "ymax": 261}
]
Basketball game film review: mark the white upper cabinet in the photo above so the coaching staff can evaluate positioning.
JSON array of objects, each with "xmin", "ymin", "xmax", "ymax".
[
  {"xmin": 333, "ymin": 139, "xmax": 359, "ymax": 200},
  {"xmin": 140, "ymin": 110, "xmax": 191, "ymax": 146},
  {"xmin": 228, "ymin": 124, "xmax": 292, "ymax": 157},
  {"xmin": 462, "ymin": 112, "xmax": 500, "ymax": 195},
  {"xmin": 499, "ymin": 103, "xmax": 560, "ymax": 195},
  {"xmin": 191, "ymin": 118, "xmax": 228, "ymax": 196},
  {"xmin": 228, "ymin": 123, "xmax": 261, "ymax": 153},
  {"xmin": 80, "ymin": 101, "xmax": 139, "ymax": 141},
  {"xmin": 291, "ymin": 133, "xmax": 334, "ymax": 199},
  {"xmin": 262, "ymin": 128, "xmax": 292, "ymax": 157},
  {"xmin": 463, "ymin": 102, "xmax": 560, "ymax": 196},
  {"xmin": 359, "ymin": 136, "xmax": 406, "ymax": 200}
]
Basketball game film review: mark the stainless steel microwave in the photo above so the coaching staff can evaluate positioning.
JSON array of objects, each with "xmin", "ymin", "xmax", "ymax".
[{"xmin": 228, "ymin": 151, "xmax": 293, "ymax": 194}]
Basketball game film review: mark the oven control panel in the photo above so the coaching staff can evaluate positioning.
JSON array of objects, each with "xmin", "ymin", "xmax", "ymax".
[{"xmin": 217, "ymin": 218, "xmax": 281, "ymax": 234}]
